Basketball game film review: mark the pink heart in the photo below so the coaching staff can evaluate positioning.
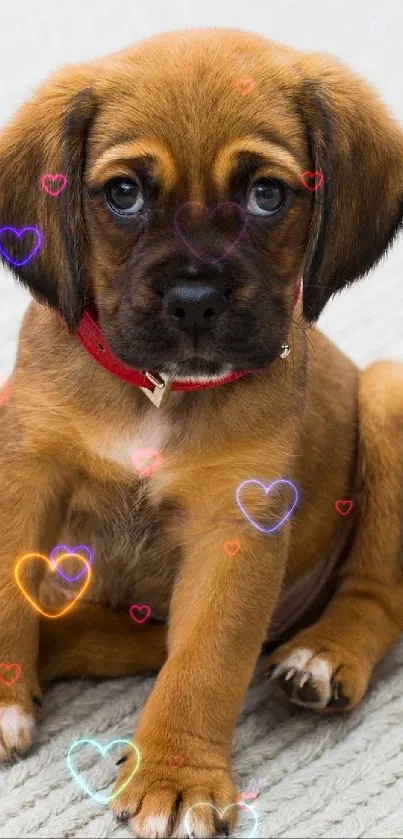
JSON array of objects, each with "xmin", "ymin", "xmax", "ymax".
[
  {"xmin": 40, "ymin": 173, "xmax": 67, "ymax": 197},
  {"xmin": 175, "ymin": 201, "xmax": 246, "ymax": 264},
  {"xmin": 131, "ymin": 448, "xmax": 162, "ymax": 477},
  {"xmin": 335, "ymin": 499, "xmax": 354, "ymax": 516},
  {"xmin": 300, "ymin": 171, "xmax": 324, "ymax": 192},
  {"xmin": 129, "ymin": 604, "xmax": 152, "ymax": 624}
]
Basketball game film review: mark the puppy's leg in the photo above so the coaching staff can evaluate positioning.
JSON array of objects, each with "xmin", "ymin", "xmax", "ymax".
[
  {"xmin": 39, "ymin": 604, "xmax": 166, "ymax": 680},
  {"xmin": 0, "ymin": 413, "xmax": 67, "ymax": 759},
  {"xmin": 111, "ymin": 511, "xmax": 290, "ymax": 839},
  {"xmin": 268, "ymin": 361, "xmax": 403, "ymax": 712}
]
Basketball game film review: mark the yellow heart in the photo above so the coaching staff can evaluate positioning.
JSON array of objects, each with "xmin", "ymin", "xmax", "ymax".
[{"xmin": 14, "ymin": 552, "xmax": 91, "ymax": 618}]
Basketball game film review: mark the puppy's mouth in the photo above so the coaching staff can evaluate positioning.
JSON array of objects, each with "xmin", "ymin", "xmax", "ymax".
[{"xmin": 158, "ymin": 359, "xmax": 237, "ymax": 381}]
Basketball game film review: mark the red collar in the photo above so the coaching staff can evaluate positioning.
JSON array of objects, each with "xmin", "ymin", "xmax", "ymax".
[{"xmin": 73, "ymin": 281, "xmax": 302, "ymax": 406}]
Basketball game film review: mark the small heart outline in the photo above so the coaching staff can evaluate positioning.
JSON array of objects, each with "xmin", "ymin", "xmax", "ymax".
[
  {"xmin": 223, "ymin": 540, "xmax": 241, "ymax": 556},
  {"xmin": 300, "ymin": 171, "xmax": 324, "ymax": 192},
  {"xmin": 234, "ymin": 77, "xmax": 256, "ymax": 96},
  {"xmin": 40, "ymin": 173, "xmax": 67, "ymax": 197},
  {"xmin": 129, "ymin": 604, "xmax": 152, "ymax": 624},
  {"xmin": 335, "ymin": 499, "xmax": 354, "ymax": 516}
]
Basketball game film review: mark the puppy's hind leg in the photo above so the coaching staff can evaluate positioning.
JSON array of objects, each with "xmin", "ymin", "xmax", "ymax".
[
  {"xmin": 267, "ymin": 361, "xmax": 403, "ymax": 712},
  {"xmin": 39, "ymin": 604, "xmax": 167, "ymax": 681}
]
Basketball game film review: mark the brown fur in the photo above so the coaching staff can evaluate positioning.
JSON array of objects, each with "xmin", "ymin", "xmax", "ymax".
[{"xmin": 1, "ymin": 28, "xmax": 403, "ymax": 838}]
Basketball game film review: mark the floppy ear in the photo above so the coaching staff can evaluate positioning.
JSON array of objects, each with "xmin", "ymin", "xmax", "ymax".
[
  {"xmin": 0, "ymin": 69, "xmax": 97, "ymax": 330},
  {"xmin": 298, "ymin": 55, "xmax": 403, "ymax": 321}
]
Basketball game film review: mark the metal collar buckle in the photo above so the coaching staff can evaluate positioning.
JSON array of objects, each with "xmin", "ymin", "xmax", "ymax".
[{"xmin": 140, "ymin": 371, "xmax": 171, "ymax": 408}]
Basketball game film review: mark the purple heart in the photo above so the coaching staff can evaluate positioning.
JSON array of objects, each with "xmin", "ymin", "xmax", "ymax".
[
  {"xmin": 236, "ymin": 479, "xmax": 299, "ymax": 534},
  {"xmin": 0, "ymin": 226, "xmax": 42, "ymax": 267},
  {"xmin": 174, "ymin": 202, "xmax": 246, "ymax": 264},
  {"xmin": 50, "ymin": 545, "xmax": 93, "ymax": 582}
]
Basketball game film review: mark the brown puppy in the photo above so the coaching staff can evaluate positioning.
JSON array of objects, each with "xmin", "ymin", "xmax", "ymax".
[{"xmin": 1, "ymin": 27, "xmax": 403, "ymax": 838}]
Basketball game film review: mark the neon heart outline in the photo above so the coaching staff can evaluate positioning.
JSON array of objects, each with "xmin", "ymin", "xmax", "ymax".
[
  {"xmin": 300, "ymin": 171, "xmax": 324, "ymax": 192},
  {"xmin": 335, "ymin": 499, "xmax": 354, "ymax": 516},
  {"xmin": 40, "ymin": 173, "xmax": 67, "ymax": 197},
  {"xmin": 14, "ymin": 552, "xmax": 91, "ymax": 618},
  {"xmin": 67, "ymin": 738, "xmax": 140, "ymax": 804},
  {"xmin": 223, "ymin": 540, "xmax": 241, "ymax": 556},
  {"xmin": 0, "ymin": 226, "xmax": 42, "ymax": 267},
  {"xmin": 236, "ymin": 478, "xmax": 299, "ymax": 534},
  {"xmin": 234, "ymin": 77, "xmax": 256, "ymax": 96},
  {"xmin": 174, "ymin": 201, "xmax": 247, "ymax": 264},
  {"xmin": 131, "ymin": 448, "xmax": 162, "ymax": 477},
  {"xmin": 129, "ymin": 604, "xmax": 152, "ymax": 624},
  {"xmin": 184, "ymin": 800, "xmax": 258, "ymax": 838},
  {"xmin": 168, "ymin": 753, "xmax": 184, "ymax": 768},
  {"xmin": 0, "ymin": 662, "xmax": 22, "ymax": 686},
  {"xmin": 50, "ymin": 544, "xmax": 94, "ymax": 582}
]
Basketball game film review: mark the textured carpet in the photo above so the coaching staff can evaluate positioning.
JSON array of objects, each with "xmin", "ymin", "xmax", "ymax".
[{"xmin": 1, "ymin": 0, "xmax": 403, "ymax": 836}]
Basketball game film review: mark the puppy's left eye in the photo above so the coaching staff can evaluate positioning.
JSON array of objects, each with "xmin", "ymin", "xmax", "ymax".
[
  {"xmin": 104, "ymin": 177, "xmax": 144, "ymax": 216},
  {"xmin": 247, "ymin": 178, "xmax": 288, "ymax": 216}
]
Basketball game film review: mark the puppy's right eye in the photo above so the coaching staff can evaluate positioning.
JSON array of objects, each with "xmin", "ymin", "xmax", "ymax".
[{"xmin": 104, "ymin": 177, "xmax": 144, "ymax": 216}]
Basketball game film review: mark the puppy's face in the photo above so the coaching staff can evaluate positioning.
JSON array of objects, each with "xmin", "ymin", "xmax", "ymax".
[
  {"xmin": 0, "ymin": 29, "xmax": 403, "ymax": 373},
  {"xmin": 84, "ymin": 41, "xmax": 312, "ymax": 378}
]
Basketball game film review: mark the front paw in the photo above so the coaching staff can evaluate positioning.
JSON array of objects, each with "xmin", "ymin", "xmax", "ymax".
[
  {"xmin": 0, "ymin": 700, "xmax": 37, "ymax": 761},
  {"xmin": 110, "ymin": 738, "xmax": 237, "ymax": 838},
  {"xmin": 0, "ymin": 671, "xmax": 40, "ymax": 761}
]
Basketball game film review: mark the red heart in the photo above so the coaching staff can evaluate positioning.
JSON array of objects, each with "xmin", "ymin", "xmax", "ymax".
[
  {"xmin": 0, "ymin": 663, "xmax": 22, "ymax": 686},
  {"xmin": 223, "ymin": 540, "xmax": 241, "ymax": 556},
  {"xmin": 234, "ymin": 77, "xmax": 255, "ymax": 96},
  {"xmin": 300, "ymin": 171, "xmax": 324, "ymax": 192},
  {"xmin": 335, "ymin": 499, "xmax": 354, "ymax": 516},
  {"xmin": 40, "ymin": 173, "xmax": 67, "ymax": 197},
  {"xmin": 175, "ymin": 201, "xmax": 246, "ymax": 264},
  {"xmin": 129, "ymin": 604, "xmax": 152, "ymax": 624},
  {"xmin": 168, "ymin": 754, "xmax": 184, "ymax": 768}
]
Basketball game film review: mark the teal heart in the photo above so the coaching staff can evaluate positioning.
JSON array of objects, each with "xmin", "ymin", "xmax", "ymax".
[{"xmin": 67, "ymin": 738, "xmax": 140, "ymax": 804}]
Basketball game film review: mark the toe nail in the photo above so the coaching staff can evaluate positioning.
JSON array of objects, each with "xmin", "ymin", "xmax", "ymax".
[{"xmin": 284, "ymin": 667, "xmax": 296, "ymax": 681}]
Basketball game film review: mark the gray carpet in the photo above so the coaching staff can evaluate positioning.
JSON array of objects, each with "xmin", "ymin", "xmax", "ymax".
[{"xmin": 1, "ymin": 0, "xmax": 403, "ymax": 836}]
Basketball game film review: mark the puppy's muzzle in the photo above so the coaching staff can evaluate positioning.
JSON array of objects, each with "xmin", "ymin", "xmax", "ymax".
[{"xmin": 164, "ymin": 282, "xmax": 229, "ymax": 338}]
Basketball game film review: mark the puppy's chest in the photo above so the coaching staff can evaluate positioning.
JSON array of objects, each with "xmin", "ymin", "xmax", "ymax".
[
  {"xmin": 89, "ymin": 409, "xmax": 172, "ymax": 472},
  {"xmin": 49, "ymin": 411, "xmax": 182, "ymax": 615}
]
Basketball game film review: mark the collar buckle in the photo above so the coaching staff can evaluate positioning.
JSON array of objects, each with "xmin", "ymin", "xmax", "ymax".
[{"xmin": 140, "ymin": 371, "xmax": 171, "ymax": 407}]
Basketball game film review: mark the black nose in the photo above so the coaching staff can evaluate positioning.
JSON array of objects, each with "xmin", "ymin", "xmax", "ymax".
[{"xmin": 165, "ymin": 283, "xmax": 229, "ymax": 336}]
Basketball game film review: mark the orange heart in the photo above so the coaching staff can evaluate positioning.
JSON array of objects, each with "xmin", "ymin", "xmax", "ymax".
[
  {"xmin": 223, "ymin": 540, "xmax": 241, "ymax": 556},
  {"xmin": 234, "ymin": 77, "xmax": 255, "ymax": 96},
  {"xmin": 0, "ymin": 662, "xmax": 21, "ymax": 686},
  {"xmin": 14, "ymin": 552, "xmax": 91, "ymax": 618}
]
